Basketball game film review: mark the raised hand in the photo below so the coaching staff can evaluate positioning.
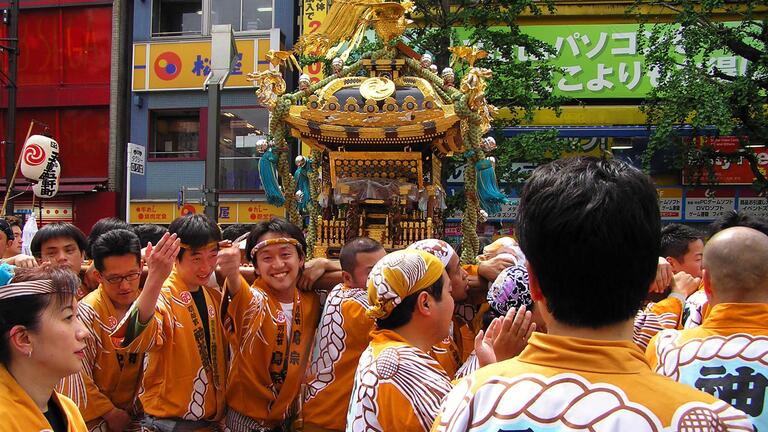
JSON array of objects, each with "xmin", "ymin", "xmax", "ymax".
[
  {"xmin": 475, "ymin": 317, "xmax": 499, "ymax": 367},
  {"xmin": 492, "ymin": 305, "xmax": 536, "ymax": 362},
  {"xmin": 217, "ymin": 240, "xmax": 245, "ymax": 296},
  {"xmin": 671, "ymin": 271, "xmax": 701, "ymax": 298},
  {"xmin": 145, "ymin": 233, "xmax": 180, "ymax": 285},
  {"xmin": 477, "ymin": 255, "xmax": 516, "ymax": 282},
  {"xmin": 137, "ymin": 233, "xmax": 179, "ymax": 324},
  {"xmin": 649, "ymin": 257, "xmax": 674, "ymax": 294}
]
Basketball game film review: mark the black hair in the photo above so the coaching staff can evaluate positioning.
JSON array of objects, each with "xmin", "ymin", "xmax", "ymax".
[
  {"xmin": 222, "ymin": 224, "xmax": 253, "ymax": 242},
  {"xmin": 86, "ymin": 217, "xmax": 132, "ymax": 259},
  {"xmin": 245, "ymin": 218, "xmax": 307, "ymax": 266},
  {"xmin": 660, "ymin": 223, "xmax": 704, "ymax": 260},
  {"xmin": 168, "ymin": 214, "xmax": 221, "ymax": 260},
  {"xmin": 517, "ymin": 156, "xmax": 660, "ymax": 328},
  {"xmin": 376, "ymin": 275, "xmax": 445, "ymax": 330},
  {"xmin": 30, "ymin": 222, "xmax": 87, "ymax": 259},
  {"xmin": 134, "ymin": 224, "xmax": 169, "ymax": 249},
  {"xmin": 339, "ymin": 237, "xmax": 385, "ymax": 274},
  {"xmin": 0, "ymin": 220, "xmax": 13, "ymax": 242},
  {"xmin": 708, "ymin": 210, "xmax": 768, "ymax": 237},
  {"xmin": 4, "ymin": 216, "xmax": 21, "ymax": 230},
  {"xmin": 0, "ymin": 265, "xmax": 80, "ymax": 365},
  {"xmin": 91, "ymin": 229, "xmax": 142, "ymax": 272}
]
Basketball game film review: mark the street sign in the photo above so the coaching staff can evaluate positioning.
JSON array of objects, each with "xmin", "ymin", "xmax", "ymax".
[{"xmin": 128, "ymin": 143, "xmax": 146, "ymax": 176}]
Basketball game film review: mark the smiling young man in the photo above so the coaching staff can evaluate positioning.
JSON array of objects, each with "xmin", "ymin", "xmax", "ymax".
[
  {"xmin": 217, "ymin": 218, "xmax": 322, "ymax": 431},
  {"xmin": 58, "ymin": 229, "xmax": 167, "ymax": 431},
  {"xmin": 118, "ymin": 214, "xmax": 225, "ymax": 431},
  {"xmin": 302, "ymin": 237, "xmax": 387, "ymax": 432},
  {"xmin": 30, "ymin": 223, "xmax": 89, "ymax": 299}
]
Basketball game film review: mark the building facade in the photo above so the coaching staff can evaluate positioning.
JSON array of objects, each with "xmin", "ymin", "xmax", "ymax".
[
  {"xmin": 0, "ymin": 0, "xmax": 117, "ymax": 231},
  {"xmin": 127, "ymin": 0, "xmax": 296, "ymax": 224}
]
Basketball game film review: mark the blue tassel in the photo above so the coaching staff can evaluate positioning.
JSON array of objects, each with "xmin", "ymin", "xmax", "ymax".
[
  {"xmin": 475, "ymin": 158, "xmax": 509, "ymax": 215},
  {"xmin": 294, "ymin": 159, "xmax": 312, "ymax": 212},
  {"xmin": 258, "ymin": 148, "xmax": 285, "ymax": 206}
]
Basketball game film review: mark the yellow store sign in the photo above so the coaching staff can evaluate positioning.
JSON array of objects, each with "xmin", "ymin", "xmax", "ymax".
[
  {"xmin": 132, "ymin": 203, "xmax": 175, "ymax": 224},
  {"xmin": 237, "ymin": 202, "xmax": 285, "ymax": 223},
  {"xmin": 130, "ymin": 202, "xmax": 284, "ymax": 224},
  {"xmin": 132, "ymin": 37, "xmax": 274, "ymax": 91}
]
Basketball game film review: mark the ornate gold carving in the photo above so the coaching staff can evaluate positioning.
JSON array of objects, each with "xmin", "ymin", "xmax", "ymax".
[
  {"xmin": 359, "ymin": 77, "xmax": 396, "ymax": 101},
  {"xmin": 246, "ymin": 69, "xmax": 286, "ymax": 111}
]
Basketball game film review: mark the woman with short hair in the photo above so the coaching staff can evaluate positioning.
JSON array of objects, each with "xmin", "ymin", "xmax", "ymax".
[{"xmin": 0, "ymin": 265, "xmax": 89, "ymax": 431}]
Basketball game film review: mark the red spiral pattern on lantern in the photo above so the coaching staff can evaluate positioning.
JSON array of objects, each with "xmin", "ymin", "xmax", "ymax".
[{"xmin": 23, "ymin": 143, "xmax": 47, "ymax": 166}]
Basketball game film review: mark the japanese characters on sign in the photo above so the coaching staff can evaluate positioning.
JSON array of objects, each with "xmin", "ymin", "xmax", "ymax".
[
  {"xmin": 132, "ymin": 38, "xmax": 272, "ymax": 91},
  {"xmin": 658, "ymin": 187, "xmax": 683, "ymax": 221},
  {"xmin": 302, "ymin": 0, "xmax": 327, "ymax": 85},
  {"xmin": 129, "ymin": 202, "xmax": 285, "ymax": 224},
  {"xmin": 685, "ymin": 188, "xmax": 737, "ymax": 222},
  {"xmin": 128, "ymin": 143, "xmax": 146, "ymax": 176},
  {"xmin": 456, "ymin": 23, "xmax": 750, "ymax": 98},
  {"xmin": 737, "ymin": 190, "xmax": 768, "ymax": 218},
  {"xmin": 132, "ymin": 203, "xmax": 175, "ymax": 223}
]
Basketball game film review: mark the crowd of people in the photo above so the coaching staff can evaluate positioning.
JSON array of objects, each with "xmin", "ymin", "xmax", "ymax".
[{"xmin": 0, "ymin": 156, "xmax": 766, "ymax": 431}]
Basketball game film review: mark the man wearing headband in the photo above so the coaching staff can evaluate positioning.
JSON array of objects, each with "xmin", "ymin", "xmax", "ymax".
[
  {"xmin": 118, "ymin": 214, "xmax": 226, "ymax": 431},
  {"xmin": 434, "ymin": 157, "xmax": 753, "ymax": 431},
  {"xmin": 302, "ymin": 237, "xmax": 386, "ymax": 432},
  {"xmin": 407, "ymin": 239, "xmax": 472, "ymax": 378},
  {"xmin": 0, "ymin": 265, "xmax": 89, "ymax": 431},
  {"xmin": 57, "ymin": 229, "xmax": 178, "ymax": 431},
  {"xmin": 347, "ymin": 249, "xmax": 456, "ymax": 431},
  {"xmin": 217, "ymin": 217, "xmax": 321, "ymax": 431}
]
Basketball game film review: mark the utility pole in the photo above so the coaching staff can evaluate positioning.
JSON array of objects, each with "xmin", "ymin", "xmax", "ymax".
[
  {"xmin": 3, "ymin": 0, "xmax": 19, "ymax": 216},
  {"xmin": 203, "ymin": 25, "xmax": 237, "ymax": 221}
]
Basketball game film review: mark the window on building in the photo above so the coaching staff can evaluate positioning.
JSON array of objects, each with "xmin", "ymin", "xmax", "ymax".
[
  {"xmin": 151, "ymin": 110, "xmax": 201, "ymax": 159},
  {"xmin": 153, "ymin": 0, "xmax": 272, "ymax": 36},
  {"xmin": 219, "ymin": 108, "xmax": 269, "ymax": 191},
  {"xmin": 152, "ymin": 0, "xmax": 203, "ymax": 36},
  {"xmin": 212, "ymin": 0, "xmax": 272, "ymax": 32}
]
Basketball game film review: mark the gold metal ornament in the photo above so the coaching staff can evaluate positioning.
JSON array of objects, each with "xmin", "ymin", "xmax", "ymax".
[
  {"xmin": 247, "ymin": 70, "xmax": 286, "ymax": 111},
  {"xmin": 359, "ymin": 77, "xmax": 396, "ymax": 101}
]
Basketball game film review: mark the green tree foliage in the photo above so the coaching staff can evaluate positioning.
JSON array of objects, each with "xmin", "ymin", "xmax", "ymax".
[
  {"xmin": 405, "ymin": 1, "xmax": 578, "ymax": 216},
  {"xmin": 630, "ymin": 0, "xmax": 768, "ymax": 190}
]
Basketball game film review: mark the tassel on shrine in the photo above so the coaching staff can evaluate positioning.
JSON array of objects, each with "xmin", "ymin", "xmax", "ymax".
[
  {"xmin": 475, "ymin": 158, "xmax": 508, "ymax": 215},
  {"xmin": 294, "ymin": 159, "xmax": 312, "ymax": 212},
  {"xmin": 259, "ymin": 147, "xmax": 285, "ymax": 206}
]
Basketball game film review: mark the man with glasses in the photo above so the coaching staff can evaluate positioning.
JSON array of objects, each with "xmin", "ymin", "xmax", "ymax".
[{"xmin": 59, "ymin": 228, "xmax": 173, "ymax": 432}]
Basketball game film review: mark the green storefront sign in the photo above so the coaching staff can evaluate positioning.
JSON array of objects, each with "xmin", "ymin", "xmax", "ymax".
[{"xmin": 455, "ymin": 23, "xmax": 749, "ymax": 98}]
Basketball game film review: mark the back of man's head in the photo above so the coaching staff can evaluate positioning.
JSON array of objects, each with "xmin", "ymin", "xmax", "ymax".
[
  {"xmin": 87, "ymin": 217, "xmax": 132, "ymax": 258},
  {"xmin": 222, "ymin": 224, "xmax": 253, "ymax": 242},
  {"xmin": 134, "ymin": 224, "xmax": 169, "ymax": 249},
  {"xmin": 518, "ymin": 156, "xmax": 660, "ymax": 328},
  {"xmin": 703, "ymin": 226, "xmax": 768, "ymax": 304},
  {"xmin": 339, "ymin": 237, "xmax": 384, "ymax": 274},
  {"xmin": 708, "ymin": 210, "xmax": 768, "ymax": 238},
  {"xmin": 661, "ymin": 223, "xmax": 704, "ymax": 261}
]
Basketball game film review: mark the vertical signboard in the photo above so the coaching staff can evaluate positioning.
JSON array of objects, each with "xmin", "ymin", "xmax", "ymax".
[{"xmin": 658, "ymin": 187, "xmax": 683, "ymax": 221}]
